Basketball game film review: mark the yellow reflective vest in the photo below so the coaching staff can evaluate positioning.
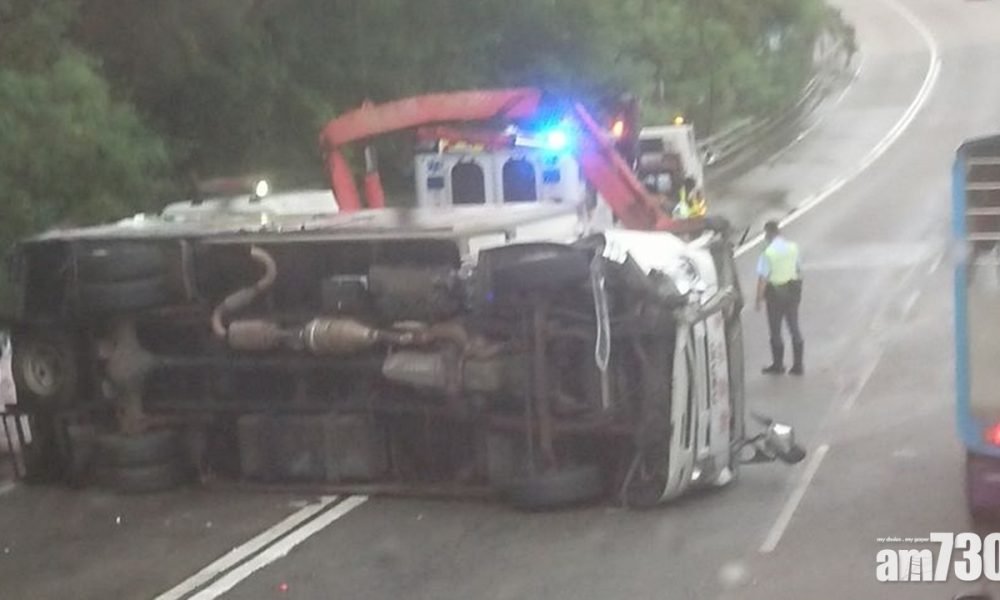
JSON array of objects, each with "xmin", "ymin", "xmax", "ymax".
[
  {"xmin": 673, "ymin": 187, "xmax": 707, "ymax": 219},
  {"xmin": 762, "ymin": 239, "xmax": 800, "ymax": 284}
]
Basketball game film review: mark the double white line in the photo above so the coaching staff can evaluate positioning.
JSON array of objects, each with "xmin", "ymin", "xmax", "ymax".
[{"xmin": 156, "ymin": 495, "xmax": 367, "ymax": 600}]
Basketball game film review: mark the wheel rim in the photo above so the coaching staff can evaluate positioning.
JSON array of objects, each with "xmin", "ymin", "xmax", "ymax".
[{"xmin": 22, "ymin": 344, "xmax": 64, "ymax": 397}]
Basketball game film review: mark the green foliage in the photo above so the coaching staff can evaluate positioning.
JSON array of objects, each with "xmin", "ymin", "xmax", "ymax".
[
  {"xmin": 0, "ymin": 52, "xmax": 169, "ymax": 246},
  {"xmin": 0, "ymin": 0, "xmax": 832, "ymax": 243},
  {"xmin": 73, "ymin": 0, "xmax": 830, "ymax": 176},
  {"xmin": 624, "ymin": 0, "xmax": 829, "ymax": 129}
]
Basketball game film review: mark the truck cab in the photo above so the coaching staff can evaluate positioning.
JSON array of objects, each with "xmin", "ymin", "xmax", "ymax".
[{"xmin": 637, "ymin": 123, "xmax": 706, "ymax": 199}]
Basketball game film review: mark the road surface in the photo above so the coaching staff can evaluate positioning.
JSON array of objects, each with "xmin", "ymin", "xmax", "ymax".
[{"xmin": 3, "ymin": 0, "xmax": 1000, "ymax": 598}]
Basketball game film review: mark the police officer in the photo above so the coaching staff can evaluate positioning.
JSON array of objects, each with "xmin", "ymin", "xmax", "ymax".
[{"xmin": 755, "ymin": 220, "xmax": 804, "ymax": 375}]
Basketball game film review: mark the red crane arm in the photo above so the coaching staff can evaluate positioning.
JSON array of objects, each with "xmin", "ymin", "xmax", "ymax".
[
  {"xmin": 320, "ymin": 88, "xmax": 542, "ymax": 147},
  {"xmin": 319, "ymin": 89, "xmax": 542, "ymax": 211}
]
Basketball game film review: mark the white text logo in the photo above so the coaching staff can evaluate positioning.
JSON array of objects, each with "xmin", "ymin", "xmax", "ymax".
[{"xmin": 876, "ymin": 532, "xmax": 1000, "ymax": 582}]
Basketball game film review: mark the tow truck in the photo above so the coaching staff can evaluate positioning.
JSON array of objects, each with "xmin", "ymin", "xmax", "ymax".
[{"xmin": 1, "ymin": 88, "xmax": 804, "ymax": 509}]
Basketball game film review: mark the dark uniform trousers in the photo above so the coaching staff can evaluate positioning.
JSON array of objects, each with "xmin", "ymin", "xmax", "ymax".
[{"xmin": 765, "ymin": 279, "xmax": 803, "ymax": 368}]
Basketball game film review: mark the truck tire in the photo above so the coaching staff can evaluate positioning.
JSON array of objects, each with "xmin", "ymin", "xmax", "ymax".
[
  {"xmin": 97, "ymin": 429, "xmax": 180, "ymax": 468},
  {"xmin": 77, "ymin": 243, "xmax": 167, "ymax": 283},
  {"xmin": 78, "ymin": 276, "xmax": 170, "ymax": 315},
  {"xmin": 502, "ymin": 465, "xmax": 604, "ymax": 510},
  {"xmin": 11, "ymin": 329, "xmax": 79, "ymax": 409},
  {"xmin": 106, "ymin": 461, "xmax": 188, "ymax": 494}
]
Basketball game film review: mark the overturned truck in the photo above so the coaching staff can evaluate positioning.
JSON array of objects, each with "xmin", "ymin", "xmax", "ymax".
[
  {"xmin": 4, "ymin": 207, "xmax": 802, "ymax": 507},
  {"xmin": 2, "ymin": 89, "xmax": 803, "ymax": 508}
]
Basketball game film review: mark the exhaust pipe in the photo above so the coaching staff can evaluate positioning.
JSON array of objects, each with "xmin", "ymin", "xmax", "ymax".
[{"xmin": 211, "ymin": 246, "xmax": 278, "ymax": 339}]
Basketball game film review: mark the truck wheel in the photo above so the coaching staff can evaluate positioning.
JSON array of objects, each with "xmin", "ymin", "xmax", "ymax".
[
  {"xmin": 106, "ymin": 461, "xmax": 189, "ymax": 494},
  {"xmin": 97, "ymin": 429, "xmax": 180, "ymax": 467},
  {"xmin": 11, "ymin": 329, "xmax": 79, "ymax": 409},
  {"xmin": 502, "ymin": 465, "xmax": 604, "ymax": 510},
  {"xmin": 78, "ymin": 276, "xmax": 170, "ymax": 314},
  {"xmin": 77, "ymin": 243, "xmax": 167, "ymax": 283}
]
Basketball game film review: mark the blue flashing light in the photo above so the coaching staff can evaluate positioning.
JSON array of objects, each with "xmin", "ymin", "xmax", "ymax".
[{"xmin": 543, "ymin": 129, "xmax": 570, "ymax": 152}]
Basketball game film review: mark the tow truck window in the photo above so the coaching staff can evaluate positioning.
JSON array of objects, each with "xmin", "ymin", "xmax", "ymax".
[
  {"xmin": 502, "ymin": 158, "xmax": 537, "ymax": 203},
  {"xmin": 451, "ymin": 162, "xmax": 487, "ymax": 204}
]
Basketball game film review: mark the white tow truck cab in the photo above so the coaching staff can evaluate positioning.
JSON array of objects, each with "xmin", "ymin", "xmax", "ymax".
[
  {"xmin": 637, "ymin": 122, "xmax": 706, "ymax": 196},
  {"xmin": 414, "ymin": 144, "xmax": 585, "ymax": 208}
]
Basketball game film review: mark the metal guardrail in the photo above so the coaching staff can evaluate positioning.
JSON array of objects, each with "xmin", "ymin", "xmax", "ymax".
[
  {"xmin": 695, "ymin": 29, "xmax": 854, "ymax": 181},
  {"xmin": 696, "ymin": 75, "xmax": 827, "ymax": 178}
]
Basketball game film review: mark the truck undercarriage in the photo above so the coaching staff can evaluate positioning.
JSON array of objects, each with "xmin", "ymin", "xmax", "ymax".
[
  {"xmin": 3, "ymin": 206, "xmax": 774, "ymax": 507},
  {"xmin": 2, "ymin": 88, "xmax": 804, "ymax": 508}
]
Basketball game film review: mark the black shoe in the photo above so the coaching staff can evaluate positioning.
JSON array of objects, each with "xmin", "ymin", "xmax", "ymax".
[
  {"xmin": 789, "ymin": 364, "xmax": 804, "ymax": 375},
  {"xmin": 762, "ymin": 364, "xmax": 785, "ymax": 375}
]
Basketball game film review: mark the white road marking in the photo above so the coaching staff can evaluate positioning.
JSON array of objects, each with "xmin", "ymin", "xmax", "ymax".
[
  {"xmin": 759, "ymin": 444, "xmax": 830, "ymax": 554},
  {"xmin": 901, "ymin": 289, "xmax": 921, "ymax": 316},
  {"xmin": 155, "ymin": 496, "xmax": 341, "ymax": 600},
  {"xmin": 928, "ymin": 249, "xmax": 946, "ymax": 274},
  {"xmin": 187, "ymin": 495, "xmax": 368, "ymax": 600},
  {"xmin": 0, "ymin": 481, "xmax": 16, "ymax": 497},
  {"xmin": 735, "ymin": 0, "xmax": 940, "ymax": 259},
  {"xmin": 840, "ymin": 350, "xmax": 884, "ymax": 412}
]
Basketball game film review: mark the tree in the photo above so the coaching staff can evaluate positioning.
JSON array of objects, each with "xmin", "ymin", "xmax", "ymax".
[
  {"xmin": 0, "ymin": 2, "xmax": 169, "ymax": 252},
  {"xmin": 1, "ymin": 0, "xmax": 832, "ymax": 244}
]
